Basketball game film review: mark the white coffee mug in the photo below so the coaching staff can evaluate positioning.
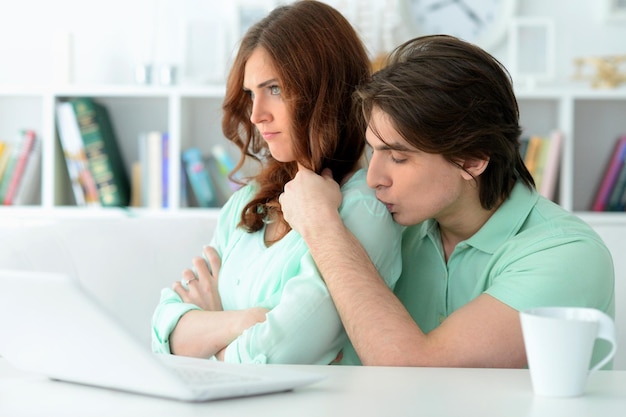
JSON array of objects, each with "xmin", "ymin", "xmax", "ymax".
[{"xmin": 519, "ymin": 307, "xmax": 617, "ymax": 397}]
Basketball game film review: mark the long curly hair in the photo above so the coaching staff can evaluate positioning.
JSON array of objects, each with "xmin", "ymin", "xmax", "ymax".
[{"xmin": 222, "ymin": 0, "xmax": 370, "ymax": 235}]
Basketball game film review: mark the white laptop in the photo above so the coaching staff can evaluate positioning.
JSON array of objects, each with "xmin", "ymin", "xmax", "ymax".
[{"xmin": 0, "ymin": 269, "xmax": 324, "ymax": 401}]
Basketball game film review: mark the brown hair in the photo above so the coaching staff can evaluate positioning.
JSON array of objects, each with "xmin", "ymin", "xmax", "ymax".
[
  {"xmin": 355, "ymin": 35, "xmax": 534, "ymax": 210},
  {"xmin": 222, "ymin": 0, "xmax": 370, "ymax": 234}
]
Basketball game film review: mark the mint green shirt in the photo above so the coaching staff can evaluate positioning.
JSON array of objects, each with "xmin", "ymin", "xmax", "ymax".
[
  {"xmin": 396, "ymin": 182, "xmax": 615, "ymax": 367},
  {"xmin": 152, "ymin": 169, "xmax": 403, "ymax": 365}
]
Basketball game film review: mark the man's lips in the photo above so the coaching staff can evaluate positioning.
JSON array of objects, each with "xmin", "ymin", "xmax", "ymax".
[{"xmin": 378, "ymin": 198, "xmax": 393, "ymax": 212}]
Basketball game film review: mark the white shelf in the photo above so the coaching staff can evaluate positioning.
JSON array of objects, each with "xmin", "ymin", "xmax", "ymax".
[
  {"xmin": 2, "ymin": 84, "xmax": 626, "ymax": 214},
  {"xmin": 515, "ymin": 87, "xmax": 626, "ymax": 212},
  {"xmin": 0, "ymin": 84, "xmax": 226, "ymax": 97},
  {"xmin": 0, "ymin": 205, "xmax": 221, "ymax": 220},
  {"xmin": 0, "ymin": 85, "xmax": 231, "ymax": 210}
]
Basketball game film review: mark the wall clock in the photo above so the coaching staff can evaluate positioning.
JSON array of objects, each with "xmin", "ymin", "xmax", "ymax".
[{"xmin": 401, "ymin": 0, "xmax": 518, "ymax": 51}]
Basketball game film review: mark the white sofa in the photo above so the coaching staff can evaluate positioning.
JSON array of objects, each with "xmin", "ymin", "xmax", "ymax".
[
  {"xmin": 0, "ymin": 210, "xmax": 623, "ymax": 369},
  {"xmin": 0, "ymin": 211, "xmax": 219, "ymax": 348}
]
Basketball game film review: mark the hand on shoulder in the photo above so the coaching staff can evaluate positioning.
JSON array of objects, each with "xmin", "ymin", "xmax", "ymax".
[{"xmin": 280, "ymin": 166, "xmax": 343, "ymax": 238}]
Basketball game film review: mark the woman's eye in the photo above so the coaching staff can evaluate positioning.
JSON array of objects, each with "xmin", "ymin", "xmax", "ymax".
[
  {"xmin": 391, "ymin": 154, "xmax": 406, "ymax": 164},
  {"xmin": 270, "ymin": 85, "xmax": 281, "ymax": 95}
]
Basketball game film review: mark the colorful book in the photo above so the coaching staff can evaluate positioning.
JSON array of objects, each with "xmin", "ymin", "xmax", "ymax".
[
  {"xmin": 523, "ymin": 135, "xmax": 544, "ymax": 179},
  {"xmin": 71, "ymin": 97, "xmax": 130, "ymax": 207},
  {"xmin": 12, "ymin": 132, "xmax": 42, "ymax": 206},
  {"xmin": 130, "ymin": 160, "xmax": 142, "ymax": 207},
  {"xmin": 0, "ymin": 141, "xmax": 20, "ymax": 203},
  {"xmin": 606, "ymin": 159, "xmax": 626, "ymax": 211},
  {"xmin": 539, "ymin": 130, "xmax": 563, "ymax": 201},
  {"xmin": 56, "ymin": 101, "xmax": 101, "ymax": 206},
  {"xmin": 518, "ymin": 136, "xmax": 530, "ymax": 160},
  {"xmin": 0, "ymin": 142, "xmax": 6, "ymax": 175},
  {"xmin": 531, "ymin": 136, "xmax": 550, "ymax": 193},
  {"xmin": 161, "ymin": 132, "xmax": 169, "ymax": 208},
  {"xmin": 138, "ymin": 131, "xmax": 163, "ymax": 208},
  {"xmin": 2, "ymin": 130, "xmax": 37, "ymax": 205},
  {"xmin": 205, "ymin": 155, "xmax": 233, "ymax": 206},
  {"xmin": 182, "ymin": 147, "xmax": 219, "ymax": 208},
  {"xmin": 0, "ymin": 141, "xmax": 14, "ymax": 185},
  {"xmin": 211, "ymin": 144, "xmax": 242, "ymax": 192},
  {"xmin": 591, "ymin": 135, "xmax": 626, "ymax": 211}
]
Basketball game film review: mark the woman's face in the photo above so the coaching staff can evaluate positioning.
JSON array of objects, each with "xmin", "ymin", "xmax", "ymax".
[{"xmin": 244, "ymin": 47, "xmax": 295, "ymax": 162}]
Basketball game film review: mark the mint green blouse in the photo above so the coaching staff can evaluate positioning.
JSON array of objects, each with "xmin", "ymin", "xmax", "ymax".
[{"xmin": 152, "ymin": 168, "xmax": 403, "ymax": 365}]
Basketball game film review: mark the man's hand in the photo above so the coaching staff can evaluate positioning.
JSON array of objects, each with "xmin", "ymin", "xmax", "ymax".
[
  {"xmin": 280, "ymin": 166, "xmax": 343, "ymax": 237},
  {"xmin": 173, "ymin": 246, "xmax": 223, "ymax": 311}
]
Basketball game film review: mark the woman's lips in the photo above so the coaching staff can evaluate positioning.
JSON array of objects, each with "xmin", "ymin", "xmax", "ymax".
[{"xmin": 261, "ymin": 131, "xmax": 279, "ymax": 140}]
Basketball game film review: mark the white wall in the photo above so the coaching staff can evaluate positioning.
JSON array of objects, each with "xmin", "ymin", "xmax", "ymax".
[
  {"xmin": 0, "ymin": 0, "xmax": 625, "ymax": 87},
  {"xmin": 0, "ymin": 0, "xmax": 239, "ymax": 85}
]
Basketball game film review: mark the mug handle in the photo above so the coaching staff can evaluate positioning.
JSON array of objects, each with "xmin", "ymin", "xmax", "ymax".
[{"xmin": 590, "ymin": 310, "xmax": 618, "ymax": 372}]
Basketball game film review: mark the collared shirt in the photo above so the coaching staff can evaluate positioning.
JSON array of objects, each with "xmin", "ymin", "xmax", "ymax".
[
  {"xmin": 152, "ymin": 169, "xmax": 403, "ymax": 365},
  {"xmin": 397, "ymin": 181, "xmax": 615, "ymax": 366}
]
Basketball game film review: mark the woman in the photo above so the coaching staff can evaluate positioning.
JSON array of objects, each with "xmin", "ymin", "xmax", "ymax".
[{"xmin": 152, "ymin": 0, "xmax": 403, "ymax": 365}]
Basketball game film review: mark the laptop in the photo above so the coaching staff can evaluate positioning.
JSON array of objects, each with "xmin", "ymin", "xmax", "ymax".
[{"xmin": 0, "ymin": 269, "xmax": 324, "ymax": 401}]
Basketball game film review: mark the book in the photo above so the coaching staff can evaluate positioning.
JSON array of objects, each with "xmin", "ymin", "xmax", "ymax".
[
  {"xmin": 138, "ymin": 131, "xmax": 163, "ymax": 208},
  {"xmin": 538, "ymin": 130, "xmax": 563, "ymax": 200},
  {"xmin": 182, "ymin": 147, "xmax": 219, "ymax": 208},
  {"xmin": 12, "ymin": 132, "xmax": 42, "ymax": 206},
  {"xmin": 56, "ymin": 101, "xmax": 101, "ymax": 206},
  {"xmin": 0, "ymin": 141, "xmax": 20, "ymax": 203},
  {"xmin": 0, "ymin": 142, "xmax": 6, "ymax": 173},
  {"xmin": 606, "ymin": 158, "xmax": 626, "ymax": 211},
  {"xmin": 591, "ymin": 135, "xmax": 626, "ymax": 211},
  {"xmin": 2, "ymin": 130, "xmax": 37, "ymax": 205},
  {"xmin": 523, "ymin": 135, "xmax": 544, "ymax": 179},
  {"xmin": 205, "ymin": 155, "xmax": 233, "ymax": 206},
  {"xmin": 519, "ymin": 136, "xmax": 530, "ymax": 160},
  {"xmin": 161, "ymin": 132, "xmax": 169, "ymax": 208},
  {"xmin": 71, "ymin": 97, "xmax": 131, "ymax": 207},
  {"xmin": 530, "ymin": 136, "xmax": 550, "ymax": 192},
  {"xmin": 211, "ymin": 144, "xmax": 242, "ymax": 192},
  {"xmin": 130, "ymin": 160, "xmax": 142, "ymax": 207},
  {"xmin": 0, "ymin": 141, "xmax": 13, "ymax": 185}
]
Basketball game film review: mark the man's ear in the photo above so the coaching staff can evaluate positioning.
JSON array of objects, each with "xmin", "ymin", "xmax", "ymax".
[{"xmin": 460, "ymin": 157, "xmax": 489, "ymax": 180}]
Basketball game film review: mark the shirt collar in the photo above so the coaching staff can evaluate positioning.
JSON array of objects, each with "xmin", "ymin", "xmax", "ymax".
[
  {"xmin": 466, "ymin": 181, "xmax": 538, "ymax": 254},
  {"xmin": 418, "ymin": 181, "xmax": 538, "ymax": 254}
]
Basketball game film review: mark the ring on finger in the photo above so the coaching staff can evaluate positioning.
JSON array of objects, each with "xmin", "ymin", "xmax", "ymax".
[{"xmin": 180, "ymin": 275, "xmax": 198, "ymax": 291}]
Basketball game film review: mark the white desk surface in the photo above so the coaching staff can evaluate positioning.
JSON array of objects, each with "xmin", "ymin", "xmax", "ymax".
[{"xmin": 1, "ymin": 358, "xmax": 625, "ymax": 417}]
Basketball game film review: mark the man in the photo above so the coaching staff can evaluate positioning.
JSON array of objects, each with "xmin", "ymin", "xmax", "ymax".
[{"xmin": 279, "ymin": 35, "xmax": 614, "ymax": 368}]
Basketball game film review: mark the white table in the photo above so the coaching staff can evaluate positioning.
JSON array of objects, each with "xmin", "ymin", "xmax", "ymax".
[{"xmin": 1, "ymin": 358, "xmax": 625, "ymax": 417}]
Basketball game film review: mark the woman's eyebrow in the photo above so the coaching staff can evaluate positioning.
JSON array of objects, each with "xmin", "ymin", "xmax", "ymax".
[
  {"xmin": 242, "ymin": 78, "xmax": 279, "ymax": 91},
  {"xmin": 256, "ymin": 78, "xmax": 279, "ymax": 89}
]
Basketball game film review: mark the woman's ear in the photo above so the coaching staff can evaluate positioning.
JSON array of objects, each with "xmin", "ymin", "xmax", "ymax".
[{"xmin": 460, "ymin": 157, "xmax": 489, "ymax": 180}]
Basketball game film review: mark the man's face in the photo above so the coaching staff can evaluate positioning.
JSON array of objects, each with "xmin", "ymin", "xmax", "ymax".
[{"xmin": 365, "ymin": 107, "xmax": 469, "ymax": 227}]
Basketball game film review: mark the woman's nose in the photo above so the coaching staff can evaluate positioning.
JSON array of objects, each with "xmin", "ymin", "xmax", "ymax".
[{"xmin": 250, "ymin": 97, "xmax": 269, "ymax": 124}]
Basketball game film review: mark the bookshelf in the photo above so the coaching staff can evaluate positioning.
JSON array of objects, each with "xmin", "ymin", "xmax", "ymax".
[
  {"xmin": 0, "ymin": 84, "xmax": 227, "ymax": 211},
  {"xmin": 516, "ymin": 87, "xmax": 626, "ymax": 213},
  {"xmin": 2, "ymin": 85, "xmax": 626, "ymax": 215}
]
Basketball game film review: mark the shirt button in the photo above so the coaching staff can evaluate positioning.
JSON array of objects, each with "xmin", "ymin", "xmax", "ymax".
[{"xmin": 439, "ymin": 315, "xmax": 445, "ymax": 324}]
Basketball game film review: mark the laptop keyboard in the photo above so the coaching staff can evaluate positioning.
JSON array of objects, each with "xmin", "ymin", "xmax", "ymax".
[{"xmin": 173, "ymin": 366, "xmax": 260, "ymax": 386}]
